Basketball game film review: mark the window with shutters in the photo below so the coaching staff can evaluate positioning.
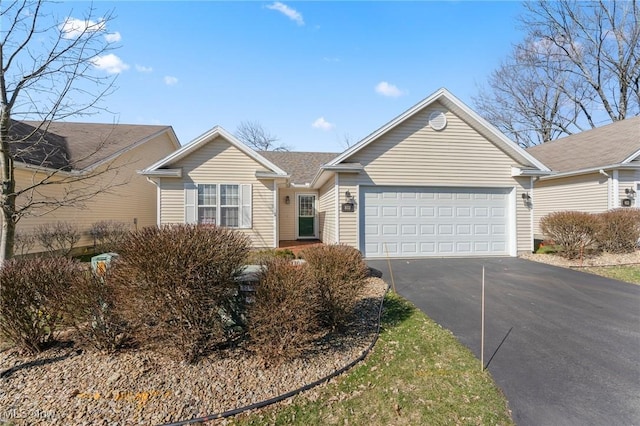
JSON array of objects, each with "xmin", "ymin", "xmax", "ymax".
[{"xmin": 185, "ymin": 183, "xmax": 251, "ymax": 228}]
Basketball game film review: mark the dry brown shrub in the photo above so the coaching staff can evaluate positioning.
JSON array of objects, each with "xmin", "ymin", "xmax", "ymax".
[
  {"xmin": 0, "ymin": 257, "xmax": 81, "ymax": 354},
  {"xmin": 301, "ymin": 244, "xmax": 369, "ymax": 330},
  {"xmin": 540, "ymin": 211, "xmax": 601, "ymax": 259},
  {"xmin": 596, "ymin": 208, "xmax": 640, "ymax": 253},
  {"xmin": 112, "ymin": 224, "xmax": 251, "ymax": 363},
  {"xmin": 248, "ymin": 259, "xmax": 319, "ymax": 364}
]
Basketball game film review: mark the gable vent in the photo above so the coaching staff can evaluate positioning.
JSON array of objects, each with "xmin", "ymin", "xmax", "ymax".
[{"xmin": 428, "ymin": 111, "xmax": 447, "ymax": 131}]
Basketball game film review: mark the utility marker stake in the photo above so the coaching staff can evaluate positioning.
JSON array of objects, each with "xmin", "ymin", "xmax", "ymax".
[
  {"xmin": 383, "ymin": 242, "xmax": 397, "ymax": 294},
  {"xmin": 481, "ymin": 265, "xmax": 485, "ymax": 371}
]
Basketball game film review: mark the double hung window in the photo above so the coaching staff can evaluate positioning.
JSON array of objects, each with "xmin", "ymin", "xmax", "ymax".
[{"xmin": 185, "ymin": 183, "xmax": 251, "ymax": 228}]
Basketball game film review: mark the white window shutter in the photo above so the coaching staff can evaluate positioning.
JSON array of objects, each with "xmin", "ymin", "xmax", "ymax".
[
  {"xmin": 240, "ymin": 184, "xmax": 252, "ymax": 228},
  {"xmin": 184, "ymin": 183, "xmax": 198, "ymax": 224}
]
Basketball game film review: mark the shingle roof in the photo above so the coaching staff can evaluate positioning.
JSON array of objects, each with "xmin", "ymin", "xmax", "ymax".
[
  {"xmin": 9, "ymin": 120, "xmax": 173, "ymax": 171},
  {"xmin": 259, "ymin": 151, "xmax": 338, "ymax": 184},
  {"xmin": 526, "ymin": 116, "xmax": 640, "ymax": 173}
]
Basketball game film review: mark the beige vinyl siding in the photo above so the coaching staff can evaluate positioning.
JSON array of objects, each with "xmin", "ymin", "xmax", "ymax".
[
  {"xmin": 159, "ymin": 136, "xmax": 275, "ymax": 248},
  {"xmin": 532, "ymin": 172, "xmax": 609, "ymax": 236},
  {"xmin": 335, "ymin": 175, "xmax": 359, "ymax": 248},
  {"xmin": 318, "ymin": 176, "xmax": 336, "ymax": 244},
  {"xmin": 618, "ymin": 169, "xmax": 640, "ymax": 205},
  {"xmin": 337, "ymin": 102, "xmax": 533, "ymax": 254},
  {"xmin": 277, "ymin": 188, "xmax": 296, "ymax": 241},
  {"xmin": 13, "ymin": 133, "xmax": 177, "ymax": 254}
]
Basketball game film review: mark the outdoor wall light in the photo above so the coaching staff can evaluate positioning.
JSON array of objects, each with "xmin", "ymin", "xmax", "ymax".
[
  {"xmin": 625, "ymin": 188, "xmax": 636, "ymax": 199},
  {"xmin": 285, "ymin": 195, "xmax": 290, "ymax": 204},
  {"xmin": 521, "ymin": 192, "xmax": 531, "ymax": 200}
]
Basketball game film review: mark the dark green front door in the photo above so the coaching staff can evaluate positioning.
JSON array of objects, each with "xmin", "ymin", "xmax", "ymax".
[{"xmin": 298, "ymin": 194, "xmax": 316, "ymax": 238}]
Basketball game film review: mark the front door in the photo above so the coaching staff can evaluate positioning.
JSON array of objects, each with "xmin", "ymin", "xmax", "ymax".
[{"xmin": 297, "ymin": 194, "xmax": 316, "ymax": 238}]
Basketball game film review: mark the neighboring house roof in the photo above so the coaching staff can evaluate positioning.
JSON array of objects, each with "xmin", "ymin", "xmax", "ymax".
[
  {"xmin": 10, "ymin": 120, "xmax": 178, "ymax": 172},
  {"xmin": 526, "ymin": 116, "xmax": 640, "ymax": 173},
  {"xmin": 259, "ymin": 151, "xmax": 338, "ymax": 185},
  {"xmin": 141, "ymin": 126, "xmax": 289, "ymax": 177},
  {"xmin": 325, "ymin": 87, "xmax": 549, "ymax": 172}
]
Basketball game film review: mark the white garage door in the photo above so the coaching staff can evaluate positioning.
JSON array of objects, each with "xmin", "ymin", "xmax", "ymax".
[{"xmin": 362, "ymin": 186, "xmax": 511, "ymax": 257}]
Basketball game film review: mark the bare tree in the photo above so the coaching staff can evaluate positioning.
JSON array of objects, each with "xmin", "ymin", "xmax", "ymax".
[
  {"xmin": 0, "ymin": 1, "xmax": 121, "ymax": 261},
  {"xmin": 475, "ymin": 0, "xmax": 640, "ymax": 145},
  {"xmin": 235, "ymin": 120, "xmax": 289, "ymax": 151}
]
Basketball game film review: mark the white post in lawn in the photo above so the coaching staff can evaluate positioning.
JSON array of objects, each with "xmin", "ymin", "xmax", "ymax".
[{"xmin": 481, "ymin": 265, "xmax": 485, "ymax": 371}]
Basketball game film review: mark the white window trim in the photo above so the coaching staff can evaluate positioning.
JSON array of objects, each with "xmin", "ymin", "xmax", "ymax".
[{"xmin": 184, "ymin": 183, "xmax": 252, "ymax": 229}]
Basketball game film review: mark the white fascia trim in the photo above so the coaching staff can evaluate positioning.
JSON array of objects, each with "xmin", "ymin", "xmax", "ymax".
[
  {"xmin": 256, "ymin": 171, "xmax": 290, "ymax": 179},
  {"xmin": 622, "ymin": 148, "xmax": 640, "ymax": 164},
  {"xmin": 511, "ymin": 166, "xmax": 552, "ymax": 177},
  {"xmin": 539, "ymin": 163, "xmax": 640, "ymax": 180},
  {"xmin": 142, "ymin": 125, "xmax": 288, "ymax": 177},
  {"xmin": 290, "ymin": 183, "xmax": 311, "ymax": 188},
  {"xmin": 139, "ymin": 168, "xmax": 182, "ymax": 178},
  {"xmin": 14, "ymin": 161, "xmax": 76, "ymax": 177},
  {"xmin": 310, "ymin": 164, "xmax": 364, "ymax": 188}
]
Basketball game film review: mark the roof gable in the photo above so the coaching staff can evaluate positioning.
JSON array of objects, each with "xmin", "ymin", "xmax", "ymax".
[
  {"xmin": 326, "ymin": 88, "xmax": 549, "ymax": 172},
  {"xmin": 142, "ymin": 126, "xmax": 288, "ymax": 176},
  {"xmin": 526, "ymin": 116, "xmax": 640, "ymax": 173},
  {"xmin": 10, "ymin": 120, "xmax": 178, "ymax": 172}
]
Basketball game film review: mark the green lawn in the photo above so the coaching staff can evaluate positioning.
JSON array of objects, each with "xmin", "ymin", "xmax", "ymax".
[
  {"xmin": 582, "ymin": 265, "xmax": 640, "ymax": 285},
  {"xmin": 230, "ymin": 292, "xmax": 513, "ymax": 426}
]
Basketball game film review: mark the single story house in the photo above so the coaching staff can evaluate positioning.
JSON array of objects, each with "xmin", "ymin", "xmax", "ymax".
[
  {"xmin": 7, "ymin": 121, "xmax": 180, "ymax": 254},
  {"xmin": 141, "ymin": 88, "xmax": 550, "ymax": 258},
  {"xmin": 526, "ymin": 116, "xmax": 640, "ymax": 237}
]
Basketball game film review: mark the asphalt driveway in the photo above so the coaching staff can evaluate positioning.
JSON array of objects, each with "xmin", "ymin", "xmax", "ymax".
[{"xmin": 367, "ymin": 257, "xmax": 640, "ymax": 426}]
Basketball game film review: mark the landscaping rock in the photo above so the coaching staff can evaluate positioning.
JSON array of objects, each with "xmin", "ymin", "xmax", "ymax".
[{"xmin": 0, "ymin": 278, "xmax": 386, "ymax": 425}]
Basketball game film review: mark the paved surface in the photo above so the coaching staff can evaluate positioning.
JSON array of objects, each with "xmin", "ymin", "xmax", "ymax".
[{"xmin": 367, "ymin": 257, "xmax": 640, "ymax": 426}]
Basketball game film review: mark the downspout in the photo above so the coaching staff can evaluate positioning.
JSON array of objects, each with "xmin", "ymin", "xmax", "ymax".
[
  {"xmin": 612, "ymin": 169, "xmax": 619, "ymax": 209},
  {"xmin": 599, "ymin": 169, "xmax": 612, "ymax": 209},
  {"xmin": 530, "ymin": 176, "xmax": 534, "ymax": 253},
  {"xmin": 335, "ymin": 173, "xmax": 340, "ymax": 244}
]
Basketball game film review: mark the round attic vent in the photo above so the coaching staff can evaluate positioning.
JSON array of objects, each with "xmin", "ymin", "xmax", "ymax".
[{"xmin": 429, "ymin": 111, "xmax": 447, "ymax": 131}]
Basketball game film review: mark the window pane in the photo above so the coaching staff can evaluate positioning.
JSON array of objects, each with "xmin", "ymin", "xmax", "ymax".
[
  {"xmin": 299, "ymin": 196, "xmax": 314, "ymax": 216},
  {"xmin": 220, "ymin": 207, "xmax": 239, "ymax": 227},
  {"xmin": 220, "ymin": 185, "xmax": 239, "ymax": 206},
  {"xmin": 198, "ymin": 184, "xmax": 217, "ymax": 206},
  {"xmin": 198, "ymin": 207, "xmax": 216, "ymax": 224}
]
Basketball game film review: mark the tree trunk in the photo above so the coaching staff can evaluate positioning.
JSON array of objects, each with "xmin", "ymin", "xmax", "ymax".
[{"xmin": 0, "ymin": 106, "xmax": 16, "ymax": 262}]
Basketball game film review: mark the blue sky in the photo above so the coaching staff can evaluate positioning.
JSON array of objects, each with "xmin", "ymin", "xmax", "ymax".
[{"xmin": 50, "ymin": 1, "xmax": 526, "ymax": 152}]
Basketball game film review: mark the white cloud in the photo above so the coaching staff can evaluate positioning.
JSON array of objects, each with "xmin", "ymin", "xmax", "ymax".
[
  {"xmin": 135, "ymin": 64, "xmax": 153, "ymax": 73},
  {"xmin": 312, "ymin": 117, "xmax": 334, "ymax": 131},
  {"xmin": 90, "ymin": 54, "xmax": 129, "ymax": 74},
  {"xmin": 266, "ymin": 2, "xmax": 304, "ymax": 26},
  {"xmin": 60, "ymin": 17, "xmax": 106, "ymax": 39},
  {"xmin": 164, "ymin": 76, "xmax": 178, "ymax": 86},
  {"xmin": 105, "ymin": 32, "xmax": 121, "ymax": 43},
  {"xmin": 375, "ymin": 81, "xmax": 405, "ymax": 98}
]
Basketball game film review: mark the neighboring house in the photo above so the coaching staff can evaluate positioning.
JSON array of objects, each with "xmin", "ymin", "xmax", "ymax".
[
  {"xmin": 142, "ymin": 88, "xmax": 549, "ymax": 258},
  {"xmin": 7, "ymin": 121, "xmax": 180, "ymax": 254},
  {"xmin": 526, "ymin": 116, "xmax": 640, "ymax": 238}
]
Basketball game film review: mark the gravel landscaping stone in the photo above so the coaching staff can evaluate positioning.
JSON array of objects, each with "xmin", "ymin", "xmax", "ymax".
[
  {"xmin": 0, "ymin": 278, "xmax": 387, "ymax": 425},
  {"xmin": 519, "ymin": 249, "xmax": 640, "ymax": 268}
]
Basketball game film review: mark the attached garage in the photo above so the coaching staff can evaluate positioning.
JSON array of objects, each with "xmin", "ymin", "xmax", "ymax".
[{"xmin": 361, "ymin": 186, "xmax": 513, "ymax": 258}]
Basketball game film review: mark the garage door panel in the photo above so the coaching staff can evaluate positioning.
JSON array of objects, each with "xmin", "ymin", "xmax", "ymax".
[{"xmin": 362, "ymin": 186, "xmax": 510, "ymax": 257}]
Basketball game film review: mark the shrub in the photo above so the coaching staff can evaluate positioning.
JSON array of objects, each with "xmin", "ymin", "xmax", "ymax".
[
  {"xmin": 0, "ymin": 257, "xmax": 80, "ymax": 354},
  {"xmin": 113, "ymin": 224, "xmax": 251, "ymax": 363},
  {"xmin": 301, "ymin": 244, "xmax": 369, "ymax": 330},
  {"xmin": 89, "ymin": 220, "xmax": 130, "ymax": 253},
  {"xmin": 540, "ymin": 211, "xmax": 600, "ymax": 259},
  {"xmin": 63, "ymin": 269, "xmax": 130, "ymax": 352},
  {"xmin": 14, "ymin": 232, "xmax": 36, "ymax": 256},
  {"xmin": 596, "ymin": 208, "xmax": 640, "ymax": 253},
  {"xmin": 248, "ymin": 258, "xmax": 319, "ymax": 364},
  {"xmin": 35, "ymin": 221, "xmax": 81, "ymax": 257}
]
